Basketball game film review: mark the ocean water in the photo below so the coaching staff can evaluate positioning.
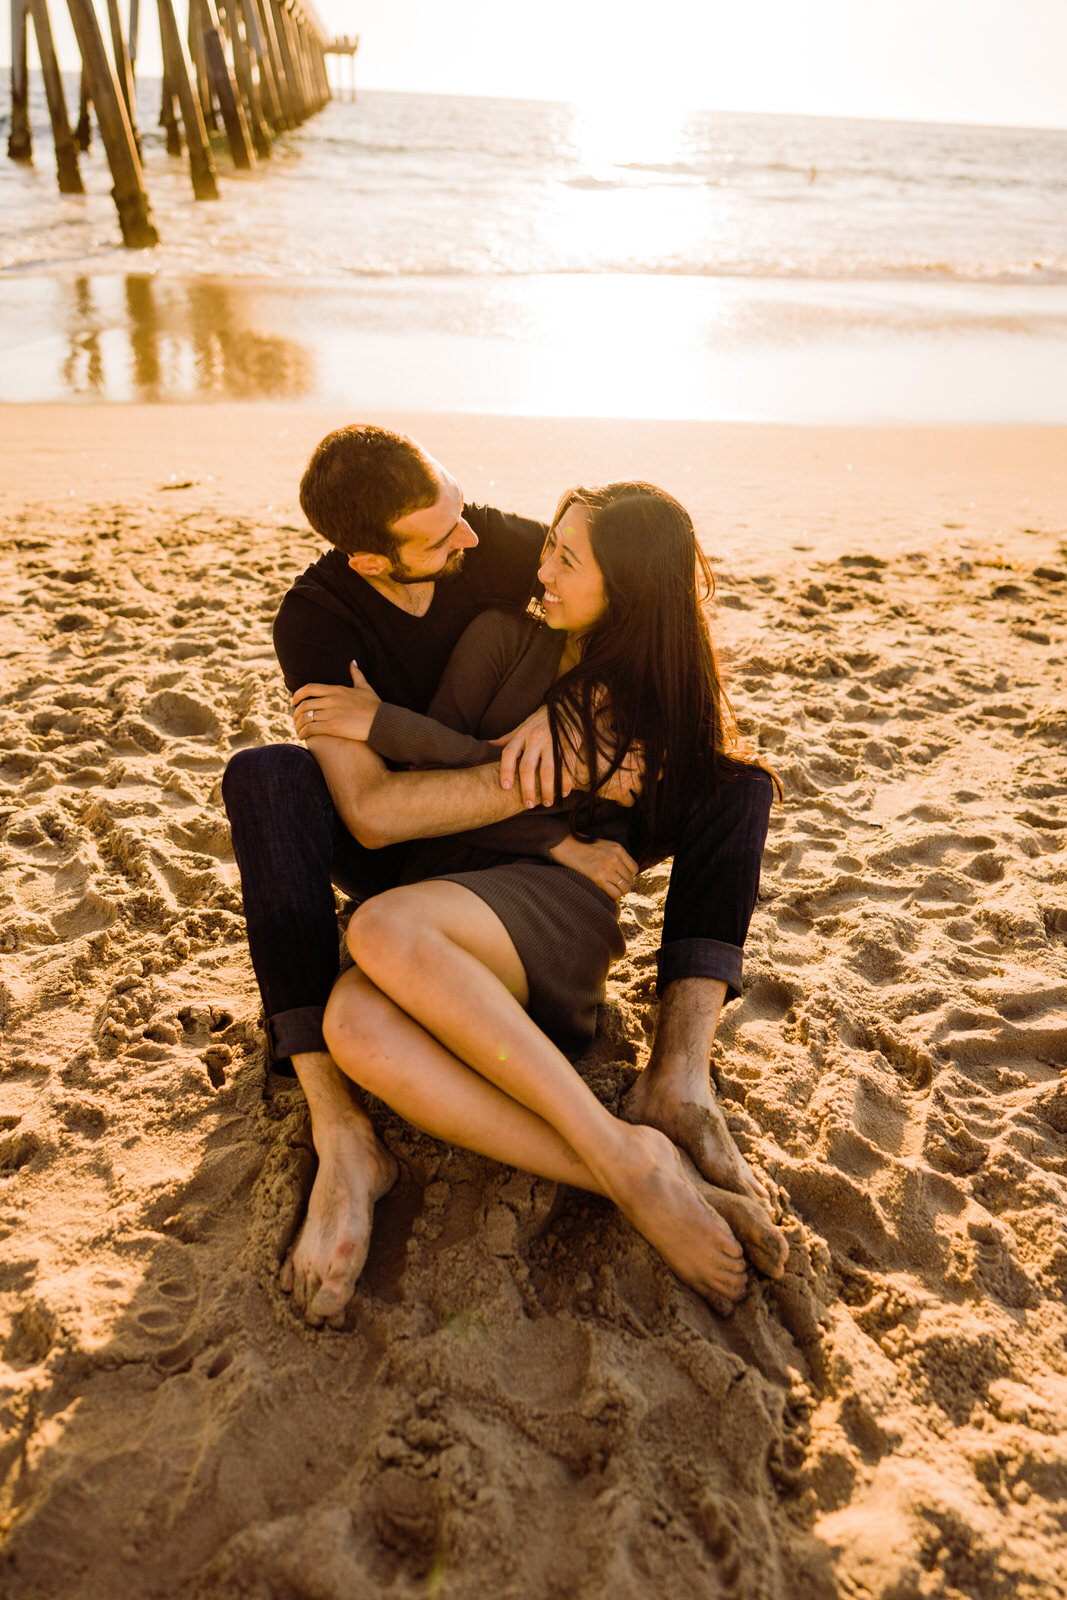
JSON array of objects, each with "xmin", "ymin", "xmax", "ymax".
[{"xmin": 2, "ymin": 81, "xmax": 1066, "ymax": 417}]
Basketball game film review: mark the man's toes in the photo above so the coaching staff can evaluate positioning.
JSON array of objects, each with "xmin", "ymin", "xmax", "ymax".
[
  {"xmin": 307, "ymin": 1276, "xmax": 353, "ymax": 1324},
  {"xmin": 748, "ymin": 1234, "xmax": 786, "ymax": 1278},
  {"xmin": 764, "ymin": 1227, "xmax": 791, "ymax": 1279},
  {"xmin": 746, "ymin": 1217, "xmax": 790, "ymax": 1278},
  {"xmin": 279, "ymin": 1254, "xmax": 295, "ymax": 1294},
  {"xmin": 744, "ymin": 1167, "xmax": 772, "ymax": 1205},
  {"xmin": 712, "ymin": 1144, "xmax": 769, "ymax": 1207},
  {"xmin": 291, "ymin": 1261, "xmax": 319, "ymax": 1318},
  {"xmin": 716, "ymin": 1196, "xmax": 790, "ymax": 1279}
]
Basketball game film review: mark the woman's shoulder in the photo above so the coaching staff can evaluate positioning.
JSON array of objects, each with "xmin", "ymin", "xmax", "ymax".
[{"xmin": 457, "ymin": 606, "xmax": 545, "ymax": 654}]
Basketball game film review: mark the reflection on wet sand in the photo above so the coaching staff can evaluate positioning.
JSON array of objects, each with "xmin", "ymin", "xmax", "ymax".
[
  {"xmin": 59, "ymin": 276, "xmax": 314, "ymax": 400},
  {"xmin": 61, "ymin": 277, "xmax": 105, "ymax": 396}
]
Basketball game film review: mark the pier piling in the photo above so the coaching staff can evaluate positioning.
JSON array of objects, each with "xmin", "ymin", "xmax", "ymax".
[
  {"xmin": 29, "ymin": 0, "xmax": 83, "ymax": 191},
  {"xmin": 240, "ymin": 0, "xmax": 280, "ymax": 132},
  {"xmin": 104, "ymin": 0, "xmax": 141, "ymax": 153},
  {"xmin": 202, "ymin": 0, "xmax": 255, "ymax": 169},
  {"xmin": 188, "ymin": 0, "xmax": 217, "ymax": 130},
  {"xmin": 74, "ymin": 66, "xmax": 92, "ymax": 148},
  {"xmin": 156, "ymin": 0, "xmax": 219, "ymax": 197},
  {"xmin": 159, "ymin": 68, "xmax": 182, "ymax": 155},
  {"xmin": 65, "ymin": 0, "xmax": 159, "ymax": 246},
  {"xmin": 219, "ymin": 0, "xmax": 270, "ymax": 158},
  {"xmin": 7, "ymin": 0, "xmax": 32, "ymax": 161},
  {"xmin": 255, "ymin": 0, "xmax": 294, "ymax": 128},
  {"xmin": 8, "ymin": 0, "xmax": 332, "ymax": 245}
]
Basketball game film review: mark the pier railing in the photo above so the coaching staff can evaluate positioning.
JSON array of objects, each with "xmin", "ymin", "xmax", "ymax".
[{"xmin": 7, "ymin": 0, "xmax": 332, "ymax": 246}]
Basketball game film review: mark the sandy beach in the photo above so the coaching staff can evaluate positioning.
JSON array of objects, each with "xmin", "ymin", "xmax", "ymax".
[{"xmin": 1, "ymin": 405, "xmax": 1066, "ymax": 1599}]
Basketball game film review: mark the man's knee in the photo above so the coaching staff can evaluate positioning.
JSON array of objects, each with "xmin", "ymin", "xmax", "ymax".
[
  {"xmin": 681, "ymin": 765, "xmax": 774, "ymax": 853},
  {"xmin": 715, "ymin": 765, "xmax": 774, "ymax": 822},
  {"xmin": 222, "ymin": 743, "xmax": 324, "ymax": 820},
  {"xmin": 731, "ymin": 767, "xmax": 774, "ymax": 850}
]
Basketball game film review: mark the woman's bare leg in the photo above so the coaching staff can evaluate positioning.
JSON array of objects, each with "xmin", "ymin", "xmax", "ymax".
[
  {"xmin": 330, "ymin": 882, "xmax": 785, "ymax": 1302},
  {"xmin": 325, "ymin": 963, "xmax": 747, "ymax": 1311},
  {"xmin": 327, "ymin": 966, "xmax": 595, "ymax": 1189}
]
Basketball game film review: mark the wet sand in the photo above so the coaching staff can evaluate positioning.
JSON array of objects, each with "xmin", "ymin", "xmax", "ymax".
[
  {"xmin": 1, "ymin": 406, "xmax": 1066, "ymax": 1599},
  {"xmin": 4, "ymin": 273, "xmax": 1067, "ymax": 421}
]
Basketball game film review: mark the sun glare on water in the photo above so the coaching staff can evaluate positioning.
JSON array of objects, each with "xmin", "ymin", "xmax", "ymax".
[
  {"xmin": 555, "ymin": 94, "xmax": 710, "ymax": 276},
  {"xmin": 567, "ymin": 93, "xmax": 690, "ymax": 175}
]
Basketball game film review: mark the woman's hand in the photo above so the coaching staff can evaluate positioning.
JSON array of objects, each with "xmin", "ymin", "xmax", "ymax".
[
  {"xmin": 548, "ymin": 836, "xmax": 639, "ymax": 901},
  {"xmin": 293, "ymin": 661, "xmax": 380, "ymax": 744}
]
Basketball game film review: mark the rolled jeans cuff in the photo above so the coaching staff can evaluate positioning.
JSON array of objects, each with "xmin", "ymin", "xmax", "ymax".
[
  {"xmin": 267, "ymin": 1005, "xmax": 327, "ymax": 1073},
  {"xmin": 656, "ymin": 938, "xmax": 744, "ymax": 1003}
]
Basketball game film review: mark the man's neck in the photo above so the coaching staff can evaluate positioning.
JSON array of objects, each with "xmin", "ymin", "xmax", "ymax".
[{"xmin": 362, "ymin": 574, "xmax": 436, "ymax": 617}]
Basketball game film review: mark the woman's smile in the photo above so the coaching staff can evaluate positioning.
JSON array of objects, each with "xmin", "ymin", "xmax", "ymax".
[{"xmin": 537, "ymin": 501, "xmax": 607, "ymax": 636}]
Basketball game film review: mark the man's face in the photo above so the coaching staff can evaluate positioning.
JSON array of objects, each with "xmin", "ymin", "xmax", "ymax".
[{"xmin": 386, "ymin": 460, "xmax": 479, "ymax": 583}]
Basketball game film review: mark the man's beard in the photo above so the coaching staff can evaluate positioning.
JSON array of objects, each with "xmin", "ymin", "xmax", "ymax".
[{"xmin": 387, "ymin": 549, "xmax": 468, "ymax": 585}]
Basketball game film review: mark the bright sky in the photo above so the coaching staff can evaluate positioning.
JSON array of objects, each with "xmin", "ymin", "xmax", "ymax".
[
  {"xmin": 8, "ymin": 0, "xmax": 1067, "ymax": 128},
  {"xmin": 327, "ymin": 0, "xmax": 1065, "ymax": 126}
]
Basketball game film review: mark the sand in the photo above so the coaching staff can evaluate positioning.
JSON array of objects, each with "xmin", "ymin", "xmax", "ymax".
[{"xmin": 1, "ymin": 406, "xmax": 1066, "ymax": 1600}]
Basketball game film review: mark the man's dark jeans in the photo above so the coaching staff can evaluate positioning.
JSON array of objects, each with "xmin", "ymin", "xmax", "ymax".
[{"xmin": 222, "ymin": 745, "xmax": 772, "ymax": 1069}]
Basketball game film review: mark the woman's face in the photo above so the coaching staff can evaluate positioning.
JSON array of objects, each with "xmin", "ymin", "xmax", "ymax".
[{"xmin": 538, "ymin": 501, "xmax": 608, "ymax": 636}]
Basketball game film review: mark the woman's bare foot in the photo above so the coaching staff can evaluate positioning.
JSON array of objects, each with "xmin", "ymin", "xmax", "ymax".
[
  {"xmin": 280, "ymin": 1120, "xmax": 397, "ymax": 1327},
  {"xmin": 622, "ymin": 1070, "xmax": 771, "ymax": 1207},
  {"xmin": 601, "ymin": 1123, "xmax": 748, "ymax": 1312}
]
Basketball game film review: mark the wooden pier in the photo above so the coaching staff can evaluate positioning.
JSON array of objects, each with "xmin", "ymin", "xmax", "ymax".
[
  {"xmin": 324, "ymin": 31, "xmax": 357, "ymax": 99},
  {"xmin": 6, "ymin": 0, "xmax": 332, "ymax": 246}
]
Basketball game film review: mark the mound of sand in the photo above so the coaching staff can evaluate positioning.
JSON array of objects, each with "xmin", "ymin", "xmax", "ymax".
[{"xmin": 1, "ymin": 488, "xmax": 1066, "ymax": 1599}]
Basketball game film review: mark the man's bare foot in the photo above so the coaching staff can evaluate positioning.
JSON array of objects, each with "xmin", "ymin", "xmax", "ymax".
[
  {"xmin": 603, "ymin": 1123, "xmax": 748, "ymax": 1314},
  {"xmin": 698, "ymin": 1183, "xmax": 789, "ymax": 1279},
  {"xmin": 622, "ymin": 1070, "xmax": 771, "ymax": 1208},
  {"xmin": 280, "ymin": 1121, "xmax": 397, "ymax": 1327}
]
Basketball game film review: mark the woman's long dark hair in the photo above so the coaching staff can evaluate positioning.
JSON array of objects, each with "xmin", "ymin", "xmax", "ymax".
[{"xmin": 543, "ymin": 482, "xmax": 771, "ymax": 864}]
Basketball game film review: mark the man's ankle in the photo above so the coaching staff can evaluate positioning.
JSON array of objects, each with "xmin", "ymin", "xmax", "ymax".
[
  {"xmin": 291, "ymin": 1051, "xmax": 369, "ymax": 1123},
  {"xmin": 637, "ymin": 1053, "xmax": 711, "ymax": 1101}
]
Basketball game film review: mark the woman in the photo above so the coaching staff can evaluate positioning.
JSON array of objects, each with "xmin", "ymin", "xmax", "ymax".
[{"xmin": 292, "ymin": 483, "xmax": 788, "ymax": 1311}]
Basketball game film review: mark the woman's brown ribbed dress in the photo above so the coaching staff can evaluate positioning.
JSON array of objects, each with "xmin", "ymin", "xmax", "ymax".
[{"xmin": 367, "ymin": 608, "xmax": 631, "ymax": 1053}]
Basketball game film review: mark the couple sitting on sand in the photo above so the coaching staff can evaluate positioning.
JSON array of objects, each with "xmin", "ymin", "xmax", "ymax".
[{"xmin": 223, "ymin": 424, "xmax": 789, "ymax": 1324}]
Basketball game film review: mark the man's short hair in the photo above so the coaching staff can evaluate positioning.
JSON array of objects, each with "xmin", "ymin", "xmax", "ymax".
[{"xmin": 298, "ymin": 425, "xmax": 439, "ymax": 559}]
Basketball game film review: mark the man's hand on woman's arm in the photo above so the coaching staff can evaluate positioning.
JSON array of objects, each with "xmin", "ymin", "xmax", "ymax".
[
  {"xmin": 493, "ymin": 705, "xmax": 566, "ymax": 809},
  {"xmin": 493, "ymin": 704, "xmax": 645, "ymax": 810}
]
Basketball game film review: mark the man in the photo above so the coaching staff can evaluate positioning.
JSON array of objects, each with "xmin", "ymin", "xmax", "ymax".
[{"xmin": 223, "ymin": 425, "xmax": 773, "ymax": 1326}]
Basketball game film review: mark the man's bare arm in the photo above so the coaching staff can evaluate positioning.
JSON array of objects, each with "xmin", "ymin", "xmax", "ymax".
[{"xmin": 307, "ymin": 735, "xmax": 527, "ymax": 849}]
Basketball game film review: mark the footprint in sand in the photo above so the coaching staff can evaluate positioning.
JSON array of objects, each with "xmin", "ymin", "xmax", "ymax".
[
  {"xmin": 964, "ymin": 1219, "xmax": 1038, "ymax": 1311},
  {"xmin": 142, "ymin": 689, "xmax": 224, "ymax": 741},
  {"xmin": 921, "ymin": 1092, "xmax": 988, "ymax": 1177},
  {"xmin": 104, "ymin": 1238, "xmax": 203, "ymax": 1366}
]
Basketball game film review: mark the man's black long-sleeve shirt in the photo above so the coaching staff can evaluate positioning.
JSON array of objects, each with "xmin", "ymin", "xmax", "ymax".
[{"xmin": 273, "ymin": 504, "xmax": 548, "ymax": 710}]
